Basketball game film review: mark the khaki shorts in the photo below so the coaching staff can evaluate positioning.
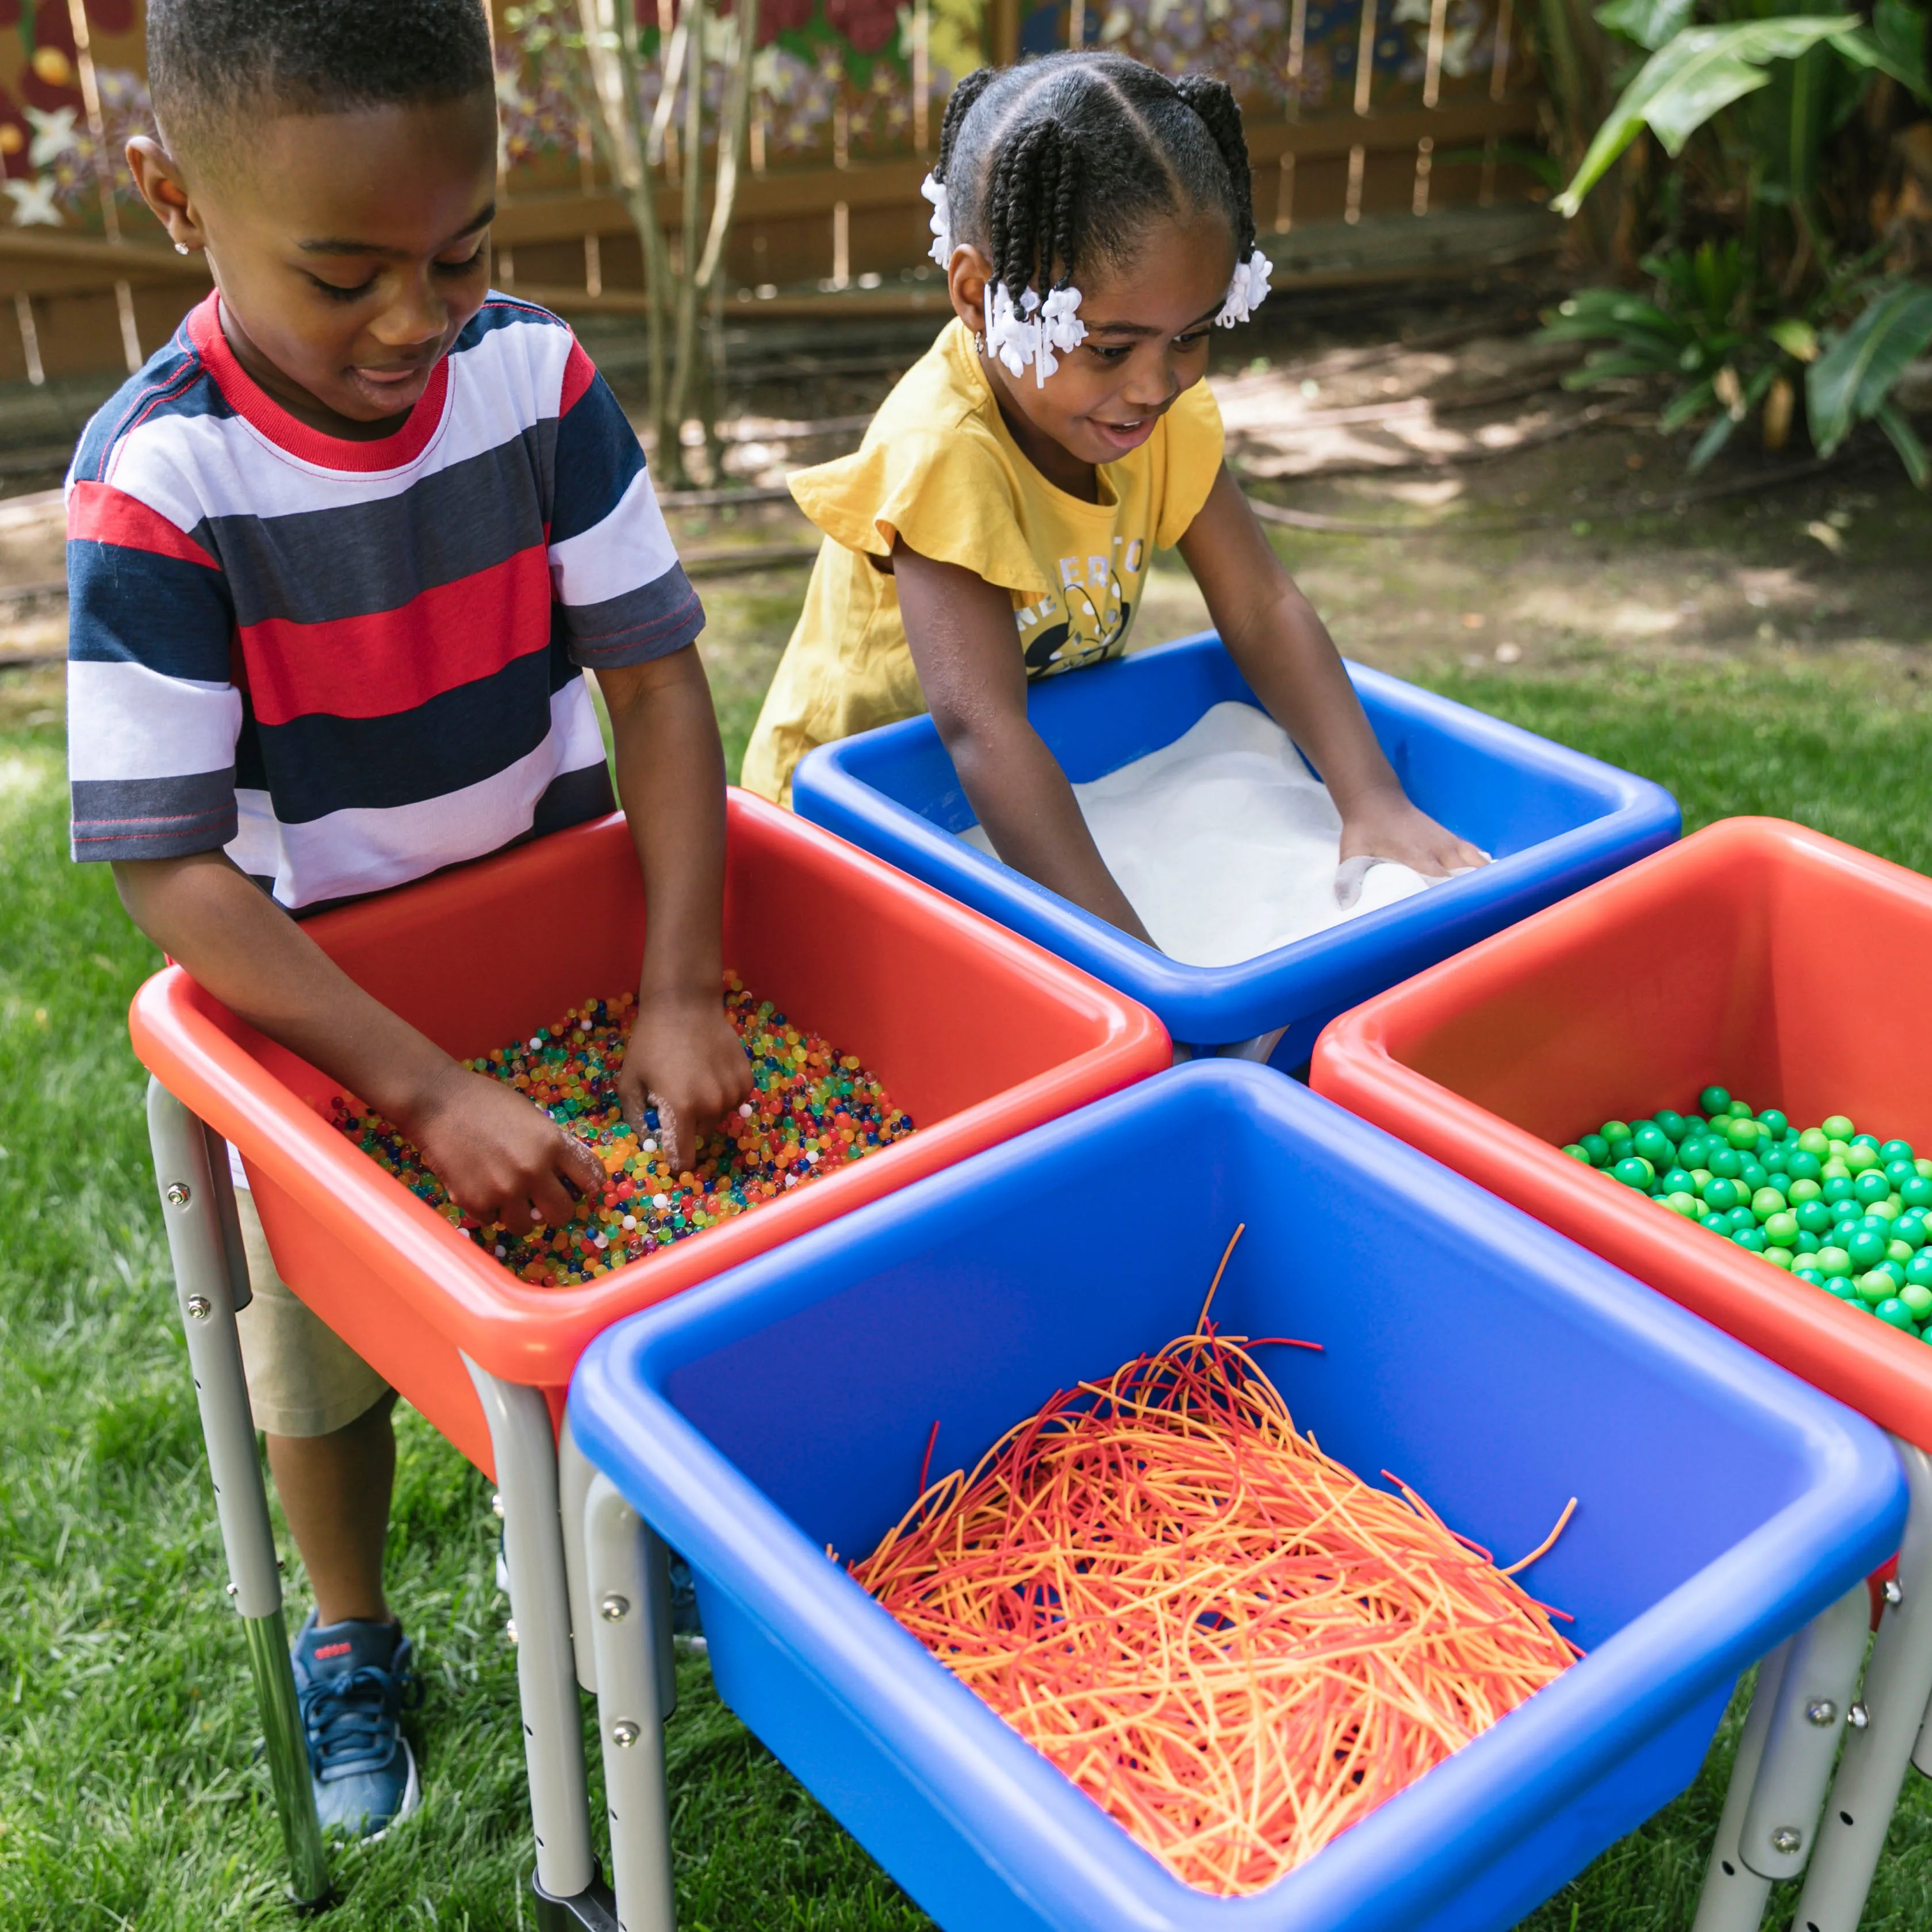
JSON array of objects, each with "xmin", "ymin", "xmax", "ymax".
[{"xmin": 235, "ymin": 1187, "xmax": 392, "ymax": 1438}]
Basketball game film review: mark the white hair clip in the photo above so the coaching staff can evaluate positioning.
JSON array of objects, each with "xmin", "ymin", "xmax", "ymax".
[
  {"xmin": 921, "ymin": 171, "xmax": 952, "ymax": 270},
  {"xmin": 983, "ymin": 279, "xmax": 1088, "ymax": 386},
  {"xmin": 1216, "ymin": 246, "xmax": 1274, "ymax": 327}
]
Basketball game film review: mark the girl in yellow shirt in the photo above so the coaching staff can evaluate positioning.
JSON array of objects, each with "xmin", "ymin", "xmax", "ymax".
[{"xmin": 742, "ymin": 51, "xmax": 1481, "ymax": 945}]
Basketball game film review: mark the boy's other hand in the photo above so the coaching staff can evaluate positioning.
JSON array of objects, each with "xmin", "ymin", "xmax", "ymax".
[
  {"xmin": 1338, "ymin": 787, "xmax": 1488, "ymax": 879},
  {"xmin": 407, "ymin": 1067, "xmax": 605, "ymax": 1230},
  {"xmin": 618, "ymin": 991, "xmax": 753, "ymax": 1174}
]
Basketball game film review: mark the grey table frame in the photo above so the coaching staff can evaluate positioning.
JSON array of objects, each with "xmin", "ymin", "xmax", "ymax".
[{"xmin": 148, "ymin": 1078, "xmax": 658, "ymax": 1929}]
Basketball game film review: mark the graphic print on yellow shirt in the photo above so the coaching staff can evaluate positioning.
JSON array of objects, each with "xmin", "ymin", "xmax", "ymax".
[{"xmin": 740, "ymin": 319, "xmax": 1225, "ymax": 806}]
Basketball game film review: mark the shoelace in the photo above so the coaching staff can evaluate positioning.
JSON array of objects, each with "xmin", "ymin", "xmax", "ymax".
[{"xmin": 299, "ymin": 1660, "xmax": 420, "ymax": 1780}]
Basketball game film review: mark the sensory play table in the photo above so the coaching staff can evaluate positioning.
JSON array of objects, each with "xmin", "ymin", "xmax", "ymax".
[
  {"xmin": 133, "ymin": 792, "xmax": 1168, "ymax": 1920},
  {"xmin": 793, "ymin": 632, "xmax": 1680, "ymax": 1068},
  {"xmin": 1314, "ymin": 816, "xmax": 1932, "ymax": 1932},
  {"xmin": 565, "ymin": 1062, "xmax": 1904, "ymax": 1932}
]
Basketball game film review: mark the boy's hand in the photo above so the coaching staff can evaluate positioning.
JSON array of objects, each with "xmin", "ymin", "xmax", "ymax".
[
  {"xmin": 618, "ymin": 990, "xmax": 753, "ymax": 1174},
  {"xmin": 405, "ymin": 1066, "xmax": 605, "ymax": 1229},
  {"xmin": 1338, "ymin": 786, "xmax": 1488, "ymax": 879}
]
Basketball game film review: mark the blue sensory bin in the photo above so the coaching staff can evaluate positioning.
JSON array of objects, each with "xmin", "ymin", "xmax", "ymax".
[
  {"xmin": 791, "ymin": 634, "xmax": 1680, "ymax": 1063},
  {"xmin": 570, "ymin": 1061, "xmax": 1903, "ymax": 1932}
]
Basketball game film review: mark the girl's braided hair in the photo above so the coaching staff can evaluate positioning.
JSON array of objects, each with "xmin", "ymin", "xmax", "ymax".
[{"xmin": 932, "ymin": 53, "xmax": 1255, "ymax": 304}]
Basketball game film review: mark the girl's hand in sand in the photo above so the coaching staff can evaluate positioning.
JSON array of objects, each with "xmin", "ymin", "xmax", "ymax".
[
  {"xmin": 407, "ymin": 1065, "xmax": 605, "ymax": 1229},
  {"xmin": 1338, "ymin": 786, "xmax": 1487, "ymax": 879},
  {"xmin": 618, "ymin": 989, "xmax": 753, "ymax": 1174}
]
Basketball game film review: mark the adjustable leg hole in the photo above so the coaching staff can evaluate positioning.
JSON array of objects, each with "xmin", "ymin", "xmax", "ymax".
[
  {"xmin": 1720, "ymin": 1861, "xmax": 1736, "ymax": 1876},
  {"xmin": 1841, "ymin": 1811, "xmax": 1854, "ymax": 1825}
]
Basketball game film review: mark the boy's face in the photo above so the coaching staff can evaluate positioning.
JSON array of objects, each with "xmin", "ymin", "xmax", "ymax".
[
  {"xmin": 948, "ymin": 214, "xmax": 1237, "ymax": 488},
  {"xmin": 129, "ymin": 93, "xmax": 499, "ymax": 436}
]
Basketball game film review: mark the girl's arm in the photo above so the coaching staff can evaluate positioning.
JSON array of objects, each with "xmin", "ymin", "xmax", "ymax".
[
  {"xmin": 1178, "ymin": 465, "xmax": 1485, "ymax": 876},
  {"xmin": 894, "ymin": 537, "xmax": 1156, "ymax": 945}
]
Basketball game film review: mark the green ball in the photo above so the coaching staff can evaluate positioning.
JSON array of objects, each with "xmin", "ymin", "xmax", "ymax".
[
  {"xmin": 1676, "ymin": 1137, "xmax": 1712, "ymax": 1170},
  {"xmin": 1666, "ymin": 1191, "xmax": 1702, "ymax": 1218},
  {"xmin": 1846, "ymin": 1144, "xmax": 1881, "ymax": 1175},
  {"xmin": 1857, "ymin": 1271, "xmax": 1895, "ymax": 1305},
  {"xmin": 1740, "ymin": 1160, "xmax": 1770, "ymax": 1191},
  {"xmin": 1871, "ymin": 1197, "xmax": 1902, "ymax": 1223},
  {"xmin": 1751, "ymin": 1186, "xmax": 1788, "ymax": 1218},
  {"xmin": 1662, "ymin": 1168, "xmax": 1696, "ymax": 1195},
  {"xmin": 1702, "ymin": 1176, "xmax": 1741, "ymax": 1211},
  {"xmin": 1563, "ymin": 1143, "xmax": 1592, "ymax": 1163},
  {"xmin": 1882, "ymin": 1259, "xmax": 1907, "ymax": 1287},
  {"xmin": 1881, "ymin": 1138, "xmax": 1917, "ymax": 1163},
  {"xmin": 1796, "ymin": 1230, "xmax": 1823, "ymax": 1254},
  {"xmin": 1728, "ymin": 1101, "xmax": 1754, "ymax": 1119},
  {"xmin": 1892, "ymin": 1239, "xmax": 1918, "ymax": 1266},
  {"xmin": 1797, "ymin": 1128, "xmax": 1831, "ymax": 1157},
  {"xmin": 1899, "ymin": 1214, "xmax": 1928, "ymax": 1250},
  {"xmin": 1907, "ymin": 1252, "xmax": 1932, "ymax": 1289},
  {"xmin": 1710, "ymin": 1148, "xmax": 1745, "ymax": 1180},
  {"xmin": 1903, "ymin": 1176, "xmax": 1932, "ymax": 1209},
  {"xmin": 1849, "ymin": 1227, "xmax": 1892, "ymax": 1270},
  {"xmin": 1795, "ymin": 1264, "xmax": 1824, "ymax": 1286},
  {"xmin": 1785, "ymin": 1150, "xmax": 1823, "ymax": 1182},
  {"xmin": 1613, "ymin": 1156, "xmax": 1654, "ymax": 1189},
  {"xmin": 1700, "ymin": 1085, "xmax": 1731, "ymax": 1116},
  {"xmin": 1828, "ymin": 1276, "xmax": 1862, "ymax": 1301},
  {"xmin": 1885, "ymin": 1159, "xmax": 1919, "ymax": 1190},
  {"xmin": 1733, "ymin": 1228, "xmax": 1768, "ymax": 1254},
  {"xmin": 1765, "ymin": 1247, "xmax": 1796, "ymax": 1270},
  {"xmin": 1726, "ymin": 1117, "xmax": 1759, "ymax": 1149},
  {"xmin": 1853, "ymin": 1133, "xmax": 1882, "ymax": 1151},
  {"xmin": 1796, "ymin": 1199, "xmax": 1835, "ymax": 1235},
  {"xmin": 1818, "ymin": 1245, "xmax": 1854, "ymax": 1278},
  {"xmin": 1823, "ymin": 1174, "xmax": 1857, "ymax": 1203},
  {"xmin": 1600, "ymin": 1120, "xmax": 1631, "ymax": 1144},
  {"xmin": 1700, "ymin": 1212, "xmax": 1730, "ymax": 1234},
  {"xmin": 1655, "ymin": 1109, "xmax": 1688, "ymax": 1141},
  {"xmin": 1634, "ymin": 1124, "xmax": 1674, "ymax": 1165},
  {"xmin": 1788, "ymin": 1178, "xmax": 1824, "ymax": 1205},
  {"xmin": 1764, "ymin": 1211, "xmax": 1800, "ymax": 1246},
  {"xmin": 1918, "ymin": 1159, "xmax": 1932, "ymax": 1179},
  {"xmin": 1581, "ymin": 1133, "xmax": 1611, "ymax": 1167},
  {"xmin": 1877, "ymin": 1297, "xmax": 1919, "ymax": 1330},
  {"xmin": 1758, "ymin": 1109, "xmax": 1789, "ymax": 1138},
  {"xmin": 1823, "ymin": 1114, "xmax": 1856, "ymax": 1140},
  {"xmin": 1856, "ymin": 1170, "xmax": 1893, "ymax": 1205},
  {"xmin": 1903, "ymin": 1284, "xmax": 1932, "ymax": 1322}
]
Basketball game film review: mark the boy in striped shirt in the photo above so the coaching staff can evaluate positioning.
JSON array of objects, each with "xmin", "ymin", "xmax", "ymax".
[{"xmin": 68, "ymin": 0, "xmax": 752, "ymax": 1837}]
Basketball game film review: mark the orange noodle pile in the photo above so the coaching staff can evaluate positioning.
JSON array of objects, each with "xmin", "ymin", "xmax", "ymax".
[{"xmin": 850, "ymin": 1229, "xmax": 1580, "ymax": 1896}]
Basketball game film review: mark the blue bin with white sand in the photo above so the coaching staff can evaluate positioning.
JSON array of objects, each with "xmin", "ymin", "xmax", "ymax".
[
  {"xmin": 568, "ymin": 1060, "xmax": 1904, "ymax": 1932},
  {"xmin": 791, "ymin": 632, "xmax": 1680, "ymax": 1065}
]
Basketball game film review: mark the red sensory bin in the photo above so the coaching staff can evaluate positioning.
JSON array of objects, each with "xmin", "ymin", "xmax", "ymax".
[
  {"xmin": 130, "ymin": 792, "xmax": 1168, "ymax": 1475},
  {"xmin": 1312, "ymin": 817, "xmax": 1932, "ymax": 1450}
]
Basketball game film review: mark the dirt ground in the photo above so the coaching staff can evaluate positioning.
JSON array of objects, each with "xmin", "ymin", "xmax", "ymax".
[{"xmin": 5, "ymin": 270, "xmax": 1927, "ymax": 749}]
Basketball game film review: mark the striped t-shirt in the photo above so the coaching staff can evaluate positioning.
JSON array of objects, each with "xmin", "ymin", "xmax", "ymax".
[{"xmin": 66, "ymin": 291, "xmax": 703, "ymax": 911}]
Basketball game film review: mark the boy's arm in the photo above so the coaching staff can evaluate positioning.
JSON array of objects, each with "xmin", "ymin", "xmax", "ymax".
[
  {"xmin": 112, "ymin": 852, "xmax": 604, "ymax": 1224},
  {"xmin": 1178, "ymin": 465, "xmax": 1485, "ymax": 876},
  {"xmin": 893, "ymin": 538, "xmax": 1156, "ymax": 946},
  {"xmin": 596, "ymin": 645, "xmax": 752, "ymax": 1170}
]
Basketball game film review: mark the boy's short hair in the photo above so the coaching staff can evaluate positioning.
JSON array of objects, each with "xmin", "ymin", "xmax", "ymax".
[{"xmin": 149, "ymin": 0, "xmax": 494, "ymax": 160}]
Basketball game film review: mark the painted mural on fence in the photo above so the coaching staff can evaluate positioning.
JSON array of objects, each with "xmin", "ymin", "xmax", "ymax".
[{"xmin": 0, "ymin": 0, "xmax": 1526, "ymax": 235}]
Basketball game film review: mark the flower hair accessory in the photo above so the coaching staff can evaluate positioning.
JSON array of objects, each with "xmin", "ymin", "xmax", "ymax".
[
  {"xmin": 983, "ymin": 279, "xmax": 1089, "ymax": 386},
  {"xmin": 921, "ymin": 171, "xmax": 952, "ymax": 270},
  {"xmin": 1216, "ymin": 246, "xmax": 1274, "ymax": 327}
]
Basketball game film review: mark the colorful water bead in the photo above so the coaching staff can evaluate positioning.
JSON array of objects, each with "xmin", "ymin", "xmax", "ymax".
[
  {"xmin": 1561, "ymin": 1092, "xmax": 1932, "ymax": 1343},
  {"xmin": 331, "ymin": 977, "xmax": 914, "ymax": 1286}
]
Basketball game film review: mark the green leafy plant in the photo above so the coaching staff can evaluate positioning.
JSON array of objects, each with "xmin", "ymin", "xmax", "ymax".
[{"xmin": 1542, "ymin": 0, "xmax": 1932, "ymax": 481}]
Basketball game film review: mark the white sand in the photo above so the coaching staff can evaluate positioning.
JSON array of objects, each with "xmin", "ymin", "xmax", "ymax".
[{"xmin": 959, "ymin": 701, "xmax": 1448, "ymax": 968}]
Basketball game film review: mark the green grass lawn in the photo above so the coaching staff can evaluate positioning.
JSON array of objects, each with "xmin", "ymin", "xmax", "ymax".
[{"xmin": 6, "ymin": 652, "xmax": 1932, "ymax": 1930}]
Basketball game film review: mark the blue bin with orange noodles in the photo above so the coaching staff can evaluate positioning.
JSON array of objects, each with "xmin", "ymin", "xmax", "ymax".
[{"xmin": 569, "ymin": 1060, "xmax": 1903, "ymax": 1932}]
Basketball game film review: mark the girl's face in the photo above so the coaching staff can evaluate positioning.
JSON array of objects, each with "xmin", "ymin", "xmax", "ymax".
[{"xmin": 949, "ymin": 212, "xmax": 1239, "ymax": 492}]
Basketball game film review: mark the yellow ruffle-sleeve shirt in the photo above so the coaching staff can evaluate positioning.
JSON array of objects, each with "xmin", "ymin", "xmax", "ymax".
[{"xmin": 739, "ymin": 318, "xmax": 1225, "ymax": 806}]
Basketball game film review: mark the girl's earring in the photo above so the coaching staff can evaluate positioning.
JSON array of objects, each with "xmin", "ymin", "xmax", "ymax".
[
  {"xmin": 973, "ymin": 329, "xmax": 986, "ymax": 355},
  {"xmin": 174, "ymin": 241, "xmax": 190, "ymax": 255}
]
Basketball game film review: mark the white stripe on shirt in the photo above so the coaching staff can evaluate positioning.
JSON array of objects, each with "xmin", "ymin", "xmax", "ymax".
[
  {"xmin": 547, "ymin": 464, "xmax": 683, "ymax": 607},
  {"xmin": 66, "ymin": 660, "xmax": 242, "ymax": 781}
]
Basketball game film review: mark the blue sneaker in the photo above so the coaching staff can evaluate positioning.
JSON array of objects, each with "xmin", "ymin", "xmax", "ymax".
[{"xmin": 291, "ymin": 1612, "xmax": 422, "ymax": 1839}]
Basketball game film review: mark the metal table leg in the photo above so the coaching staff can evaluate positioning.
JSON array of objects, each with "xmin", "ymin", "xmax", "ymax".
[
  {"xmin": 147, "ymin": 1080, "xmax": 330, "ymax": 1910},
  {"xmin": 1692, "ymin": 1638, "xmax": 1791, "ymax": 1932},
  {"xmin": 461, "ymin": 1356, "xmax": 610, "ymax": 1926},
  {"xmin": 1789, "ymin": 1439, "xmax": 1932, "ymax": 1932},
  {"xmin": 585, "ymin": 1473, "xmax": 678, "ymax": 1932}
]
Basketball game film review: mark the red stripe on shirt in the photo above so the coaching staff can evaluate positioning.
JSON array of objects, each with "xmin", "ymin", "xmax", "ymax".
[
  {"xmin": 239, "ymin": 545, "xmax": 555, "ymax": 726},
  {"xmin": 560, "ymin": 339, "xmax": 599, "ymax": 416},
  {"xmin": 67, "ymin": 481, "xmax": 219, "ymax": 567}
]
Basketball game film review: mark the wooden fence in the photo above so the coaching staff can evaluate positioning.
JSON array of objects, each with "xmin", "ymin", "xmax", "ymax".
[{"xmin": 0, "ymin": 0, "xmax": 1548, "ymax": 384}]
